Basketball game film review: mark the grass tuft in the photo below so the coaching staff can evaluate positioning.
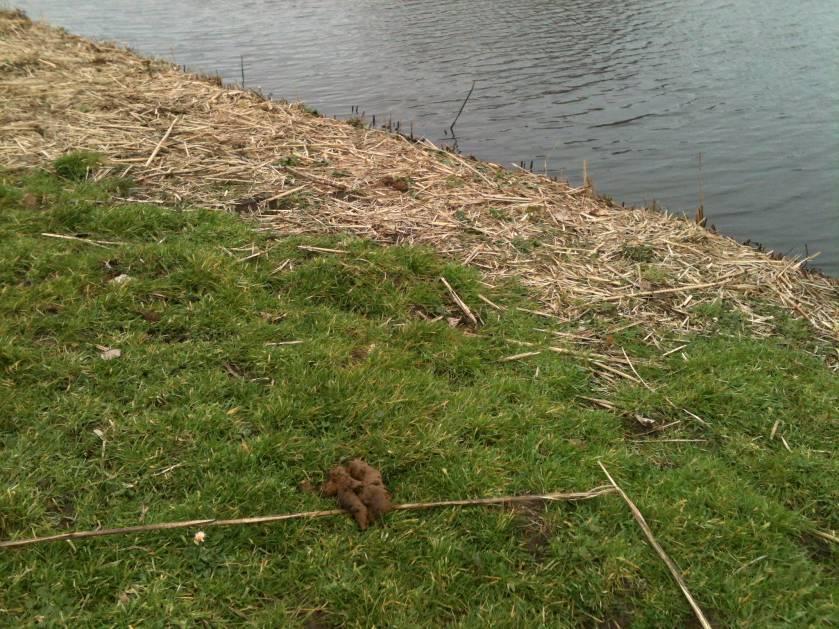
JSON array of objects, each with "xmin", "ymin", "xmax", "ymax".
[{"xmin": 52, "ymin": 151, "xmax": 103, "ymax": 181}]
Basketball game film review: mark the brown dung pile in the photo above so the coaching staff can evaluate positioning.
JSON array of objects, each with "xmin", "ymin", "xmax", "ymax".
[
  {"xmin": 321, "ymin": 460, "xmax": 393, "ymax": 530},
  {"xmin": 1, "ymin": 10, "xmax": 836, "ymax": 356}
]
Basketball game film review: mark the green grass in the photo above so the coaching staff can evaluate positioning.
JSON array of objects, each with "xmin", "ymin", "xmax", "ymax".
[
  {"xmin": 51, "ymin": 151, "xmax": 103, "ymax": 182},
  {"xmin": 0, "ymin": 164, "xmax": 836, "ymax": 626}
]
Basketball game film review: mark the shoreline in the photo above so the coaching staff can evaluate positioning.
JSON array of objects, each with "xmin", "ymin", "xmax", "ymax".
[{"xmin": 1, "ymin": 9, "xmax": 836, "ymax": 346}]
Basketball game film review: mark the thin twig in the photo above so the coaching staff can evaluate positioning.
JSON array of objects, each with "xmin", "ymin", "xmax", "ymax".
[
  {"xmin": 634, "ymin": 420, "xmax": 682, "ymax": 437},
  {"xmin": 270, "ymin": 259, "xmax": 291, "ymax": 275},
  {"xmin": 144, "ymin": 116, "xmax": 178, "ymax": 167},
  {"xmin": 682, "ymin": 409, "xmax": 710, "ymax": 428},
  {"xmin": 262, "ymin": 184, "xmax": 307, "ymax": 205},
  {"xmin": 0, "ymin": 487, "xmax": 615, "ymax": 550},
  {"xmin": 599, "ymin": 271, "xmax": 743, "ymax": 302},
  {"xmin": 621, "ymin": 347, "xmax": 654, "ymax": 391},
  {"xmin": 732, "ymin": 555, "xmax": 767, "ymax": 574},
  {"xmin": 446, "ymin": 150, "xmax": 496, "ymax": 187},
  {"xmin": 516, "ymin": 307, "xmax": 559, "ymax": 319},
  {"xmin": 151, "ymin": 462, "xmax": 185, "ymax": 477},
  {"xmin": 40, "ymin": 233, "xmax": 121, "ymax": 248},
  {"xmin": 779, "ymin": 434, "xmax": 792, "ymax": 452},
  {"xmin": 662, "ymin": 344, "xmax": 688, "ymax": 357},
  {"xmin": 630, "ymin": 438, "xmax": 707, "ymax": 444},
  {"xmin": 477, "ymin": 293, "xmax": 504, "ymax": 311},
  {"xmin": 499, "ymin": 351, "xmax": 541, "ymax": 362},
  {"xmin": 237, "ymin": 250, "xmax": 265, "ymax": 262},
  {"xmin": 592, "ymin": 360, "xmax": 641, "ymax": 384},
  {"xmin": 812, "ymin": 530, "xmax": 839, "ymax": 545},
  {"xmin": 449, "ymin": 80, "xmax": 476, "ymax": 135},
  {"xmin": 577, "ymin": 395, "xmax": 616, "ymax": 410},
  {"xmin": 440, "ymin": 277, "xmax": 479, "ymax": 326},
  {"xmin": 297, "ymin": 245, "xmax": 347, "ymax": 254},
  {"xmin": 598, "ymin": 462, "xmax": 712, "ymax": 629}
]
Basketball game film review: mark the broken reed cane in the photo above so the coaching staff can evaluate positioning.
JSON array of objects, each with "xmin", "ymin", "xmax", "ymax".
[
  {"xmin": 440, "ymin": 277, "xmax": 479, "ymax": 326},
  {"xmin": 0, "ymin": 486, "xmax": 616, "ymax": 550},
  {"xmin": 599, "ymin": 462, "xmax": 712, "ymax": 629}
]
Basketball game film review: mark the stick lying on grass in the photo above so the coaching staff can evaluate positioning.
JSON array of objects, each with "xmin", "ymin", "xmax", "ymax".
[
  {"xmin": 440, "ymin": 277, "xmax": 479, "ymax": 326},
  {"xmin": 599, "ymin": 462, "xmax": 712, "ymax": 629},
  {"xmin": 0, "ymin": 486, "xmax": 615, "ymax": 550}
]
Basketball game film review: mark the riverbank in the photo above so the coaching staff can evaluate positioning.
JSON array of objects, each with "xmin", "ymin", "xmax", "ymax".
[
  {"xmin": 1, "ymin": 10, "xmax": 836, "ymax": 350},
  {"xmin": 1, "ymin": 9, "xmax": 837, "ymax": 626}
]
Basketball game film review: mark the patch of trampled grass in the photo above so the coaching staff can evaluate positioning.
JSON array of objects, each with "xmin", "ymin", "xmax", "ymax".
[{"xmin": 0, "ymin": 165, "xmax": 835, "ymax": 626}]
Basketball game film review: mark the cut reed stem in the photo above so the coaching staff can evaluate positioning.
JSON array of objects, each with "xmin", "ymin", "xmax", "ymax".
[
  {"xmin": 598, "ymin": 462, "xmax": 712, "ymax": 629},
  {"xmin": 0, "ymin": 486, "xmax": 616, "ymax": 550}
]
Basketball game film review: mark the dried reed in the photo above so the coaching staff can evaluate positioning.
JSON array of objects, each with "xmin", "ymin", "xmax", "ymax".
[
  {"xmin": 0, "ymin": 486, "xmax": 616, "ymax": 550},
  {"xmin": 1, "ymin": 11, "xmax": 836, "ymax": 359}
]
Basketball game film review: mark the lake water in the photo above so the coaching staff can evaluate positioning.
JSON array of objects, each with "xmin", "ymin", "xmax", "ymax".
[{"xmin": 13, "ymin": 0, "xmax": 839, "ymax": 274}]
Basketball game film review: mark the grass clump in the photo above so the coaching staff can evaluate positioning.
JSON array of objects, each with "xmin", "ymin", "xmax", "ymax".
[
  {"xmin": 52, "ymin": 151, "xmax": 103, "ymax": 181},
  {"xmin": 620, "ymin": 243, "xmax": 656, "ymax": 263},
  {"xmin": 0, "ymin": 169, "xmax": 836, "ymax": 626},
  {"xmin": 296, "ymin": 103, "xmax": 320, "ymax": 117}
]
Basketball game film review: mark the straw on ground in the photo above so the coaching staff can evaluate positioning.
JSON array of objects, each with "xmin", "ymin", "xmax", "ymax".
[{"xmin": 0, "ymin": 10, "xmax": 836, "ymax": 357}]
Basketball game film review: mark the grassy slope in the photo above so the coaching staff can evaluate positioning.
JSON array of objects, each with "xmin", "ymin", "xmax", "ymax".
[{"xmin": 0, "ymin": 161, "xmax": 836, "ymax": 627}]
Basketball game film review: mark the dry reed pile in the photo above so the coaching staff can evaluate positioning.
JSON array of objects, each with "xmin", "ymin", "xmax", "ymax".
[{"xmin": 1, "ymin": 10, "xmax": 836, "ymax": 358}]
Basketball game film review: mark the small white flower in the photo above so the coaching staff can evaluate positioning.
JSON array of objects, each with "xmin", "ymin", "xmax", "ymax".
[{"xmin": 193, "ymin": 531, "xmax": 206, "ymax": 545}]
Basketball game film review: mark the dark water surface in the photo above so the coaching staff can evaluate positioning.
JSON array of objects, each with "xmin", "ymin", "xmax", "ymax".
[{"xmin": 14, "ymin": 0, "xmax": 839, "ymax": 273}]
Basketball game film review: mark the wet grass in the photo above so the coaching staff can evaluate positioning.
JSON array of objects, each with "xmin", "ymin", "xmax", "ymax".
[{"xmin": 0, "ymin": 162, "xmax": 836, "ymax": 626}]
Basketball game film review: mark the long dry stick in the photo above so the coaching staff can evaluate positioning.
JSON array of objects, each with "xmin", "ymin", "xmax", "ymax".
[
  {"xmin": 40, "ymin": 233, "xmax": 123, "ymax": 248},
  {"xmin": 262, "ymin": 184, "xmax": 307, "ymax": 204},
  {"xmin": 297, "ymin": 245, "xmax": 347, "ymax": 254},
  {"xmin": 0, "ymin": 486, "xmax": 615, "ymax": 550},
  {"xmin": 600, "ymin": 271, "xmax": 743, "ymax": 302},
  {"xmin": 598, "ymin": 462, "xmax": 712, "ymax": 629}
]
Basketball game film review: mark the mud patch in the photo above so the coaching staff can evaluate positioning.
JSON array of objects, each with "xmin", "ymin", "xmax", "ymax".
[
  {"xmin": 514, "ymin": 501, "xmax": 553, "ymax": 561},
  {"xmin": 596, "ymin": 610, "xmax": 634, "ymax": 629},
  {"xmin": 799, "ymin": 532, "xmax": 838, "ymax": 576},
  {"xmin": 45, "ymin": 493, "xmax": 76, "ymax": 529},
  {"xmin": 300, "ymin": 609, "xmax": 335, "ymax": 629}
]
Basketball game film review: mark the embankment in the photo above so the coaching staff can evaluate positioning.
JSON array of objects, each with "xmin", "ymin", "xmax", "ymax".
[{"xmin": 1, "ymin": 9, "xmax": 836, "ymax": 348}]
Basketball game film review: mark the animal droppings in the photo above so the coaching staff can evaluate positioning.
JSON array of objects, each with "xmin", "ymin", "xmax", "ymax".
[
  {"xmin": 321, "ymin": 460, "xmax": 392, "ymax": 529},
  {"xmin": 322, "ymin": 465, "xmax": 369, "ymax": 530}
]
